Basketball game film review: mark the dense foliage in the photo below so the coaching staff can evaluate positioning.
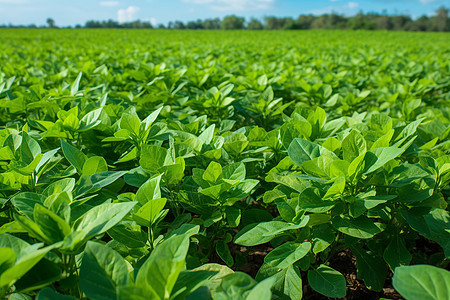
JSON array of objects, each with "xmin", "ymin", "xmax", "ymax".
[
  {"xmin": 4, "ymin": 6, "xmax": 450, "ymax": 32},
  {"xmin": 0, "ymin": 29, "xmax": 449, "ymax": 299}
]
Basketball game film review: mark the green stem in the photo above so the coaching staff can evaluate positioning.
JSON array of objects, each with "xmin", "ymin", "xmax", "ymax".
[{"xmin": 148, "ymin": 226, "xmax": 154, "ymax": 252}]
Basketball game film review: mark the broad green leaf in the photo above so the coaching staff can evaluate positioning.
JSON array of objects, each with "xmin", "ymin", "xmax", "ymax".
[
  {"xmin": 35, "ymin": 148, "xmax": 59, "ymax": 176},
  {"xmin": 136, "ymin": 226, "xmax": 199, "ymax": 299},
  {"xmin": 349, "ymin": 195, "xmax": 395, "ymax": 218},
  {"xmin": 311, "ymin": 224, "xmax": 336, "ymax": 254},
  {"xmin": 323, "ymin": 176, "xmax": 345, "ymax": 200},
  {"xmin": 246, "ymin": 277, "xmax": 275, "ymax": 300},
  {"xmin": 299, "ymin": 188, "xmax": 335, "ymax": 213},
  {"xmin": 322, "ymin": 136, "xmax": 340, "ymax": 153},
  {"xmin": 75, "ymin": 171, "xmax": 128, "ymax": 197},
  {"xmin": 133, "ymin": 197, "xmax": 167, "ymax": 227},
  {"xmin": 198, "ymin": 124, "xmax": 215, "ymax": 145},
  {"xmin": 216, "ymin": 240, "xmax": 234, "ymax": 267},
  {"xmin": 288, "ymin": 138, "xmax": 335, "ymax": 167},
  {"xmin": 64, "ymin": 202, "xmax": 137, "ymax": 251},
  {"xmin": 0, "ymin": 248, "xmax": 16, "ymax": 274},
  {"xmin": 42, "ymin": 178, "xmax": 75, "ymax": 196},
  {"xmin": 332, "ymin": 215, "xmax": 383, "ymax": 239},
  {"xmin": 383, "ymin": 236, "xmax": 412, "ymax": 271},
  {"xmin": 79, "ymin": 241, "xmax": 129, "ymax": 300},
  {"xmin": 342, "ymin": 130, "xmax": 366, "ymax": 162},
  {"xmin": 363, "ymin": 147, "xmax": 404, "ymax": 174},
  {"xmin": 280, "ymin": 121, "xmax": 312, "ymax": 149},
  {"xmin": 200, "ymin": 184, "xmax": 223, "ymax": 200},
  {"xmin": 271, "ymin": 265, "xmax": 302, "ymax": 300},
  {"xmin": 90, "ymin": 171, "xmax": 128, "ymax": 190},
  {"xmin": 37, "ymin": 288, "xmax": 75, "ymax": 300},
  {"xmin": 0, "ymin": 237, "xmax": 55, "ymax": 289},
  {"xmin": 161, "ymin": 159, "xmax": 185, "ymax": 186},
  {"xmin": 61, "ymin": 140, "xmax": 87, "ymax": 174},
  {"xmin": 117, "ymin": 286, "xmax": 150, "ymax": 300},
  {"xmin": 222, "ymin": 162, "xmax": 246, "ymax": 182},
  {"xmin": 33, "ymin": 204, "xmax": 71, "ymax": 244},
  {"xmin": 82, "ymin": 156, "xmax": 108, "ymax": 176},
  {"xmin": 393, "ymin": 265, "xmax": 450, "ymax": 300},
  {"xmin": 257, "ymin": 242, "xmax": 311, "ymax": 279},
  {"xmin": 234, "ymin": 219, "xmax": 309, "ymax": 246},
  {"xmin": 19, "ymin": 132, "xmax": 41, "ymax": 165},
  {"xmin": 107, "ymin": 224, "xmax": 146, "ymax": 248},
  {"xmin": 70, "ymin": 72, "xmax": 82, "ymax": 95},
  {"xmin": 401, "ymin": 208, "xmax": 450, "ymax": 258},
  {"xmin": 307, "ymin": 265, "xmax": 346, "ymax": 298},
  {"xmin": 142, "ymin": 106, "xmax": 163, "ymax": 131},
  {"xmin": 302, "ymin": 154, "xmax": 336, "ymax": 179},
  {"xmin": 135, "ymin": 174, "xmax": 162, "ymax": 205},
  {"xmin": 211, "ymin": 272, "xmax": 256, "ymax": 299},
  {"xmin": 14, "ymin": 258, "xmax": 61, "ymax": 294},
  {"xmin": 351, "ymin": 245, "xmax": 387, "ymax": 291},
  {"xmin": 223, "ymin": 134, "xmax": 248, "ymax": 156},
  {"xmin": 370, "ymin": 113, "xmax": 392, "ymax": 134},
  {"xmin": 139, "ymin": 145, "xmax": 168, "ymax": 172},
  {"xmin": 171, "ymin": 268, "xmax": 218, "ymax": 300},
  {"xmin": 119, "ymin": 113, "xmax": 140, "ymax": 136},
  {"xmin": 78, "ymin": 108, "xmax": 103, "ymax": 131},
  {"xmin": 11, "ymin": 193, "xmax": 46, "ymax": 219},
  {"xmin": 225, "ymin": 206, "xmax": 241, "ymax": 227},
  {"xmin": 203, "ymin": 161, "xmax": 222, "ymax": 183}
]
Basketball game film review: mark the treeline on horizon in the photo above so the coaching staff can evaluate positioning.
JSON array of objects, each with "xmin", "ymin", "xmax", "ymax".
[{"xmin": 2, "ymin": 6, "xmax": 449, "ymax": 32}]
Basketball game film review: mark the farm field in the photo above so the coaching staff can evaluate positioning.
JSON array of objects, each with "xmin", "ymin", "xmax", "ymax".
[{"xmin": 0, "ymin": 29, "xmax": 449, "ymax": 299}]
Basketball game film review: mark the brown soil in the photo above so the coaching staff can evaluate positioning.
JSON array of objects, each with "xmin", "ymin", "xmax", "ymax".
[
  {"xmin": 302, "ymin": 248, "xmax": 402, "ymax": 300},
  {"xmin": 229, "ymin": 245, "xmax": 403, "ymax": 299},
  {"xmin": 210, "ymin": 232, "xmax": 446, "ymax": 299},
  {"xmin": 236, "ymin": 245, "xmax": 273, "ymax": 278}
]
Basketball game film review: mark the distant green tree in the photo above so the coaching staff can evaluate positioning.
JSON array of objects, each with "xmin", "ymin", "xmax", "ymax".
[
  {"xmin": 435, "ymin": 6, "xmax": 449, "ymax": 31},
  {"xmin": 391, "ymin": 15, "xmax": 411, "ymax": 31},
  {"xmin": 375, "ymin": 14, "xmax": 391, "ymax": 30},
  {"xmin": 74, "ymin": 7, "xmax": 450, "ymax": 32},
  {"xmin": 413, "ymin": 16, "xmax": 431, "ymax": 31},
  {"xmin": 264, "ymin": 16, "xmax": 293, "ymax": 29},
  {"xmin": 186, "ymin": 20, "xmax": 204, "ymax": 29},
  {"xmin": 281, "ymin": 18, "xmax": 299, "ymax": 30},
  {"xmin": 327, "ymin": 13, "xmax": 347, "ymax": 29},
  {"xmin": 46, "ymin": 18, "xmax": 56, "ymax": 28},
  {"xmin": 247, "ymin": 18, "xmax": 263, "ymax": 30},
  {"xmin": 186, "ymin": 21, "xmax": 198, "ymax": 29},
  {"xmin": 221, "ymin": 15, "xmax": 245, "ymax": 30},
  {"xmin": 348, "ymin": 12, "xmax": 376, "ymax": 30},
  {"xmin": 173, "ymin": 21, "xmax": 186, "ymax": 29},
  {"xmin": 203, "ymin": 18, "xmax": 221, "ymax": 29},
  {"xmin": 311, "ymin": 15, "xmax": 328, "ymax": 29},
  {"xmin": 297, "ymin": 15, "xmax": 315, "ymax": 29}
]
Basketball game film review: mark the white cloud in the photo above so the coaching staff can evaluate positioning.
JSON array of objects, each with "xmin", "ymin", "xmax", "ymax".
[
  {"xmin": 347, "ymin": 2, "xmax": 359, "ymax": 9},
  {"xmin": 182, "ymin": 0, "xmax": 275, "ymax": 11},
  {"xmin": 100, "ymin": 1, "xmax": 119, "ymax": 7},
  {"xmin": 118, "ymin": 6, "xmax": 140, "ymax": 23}
]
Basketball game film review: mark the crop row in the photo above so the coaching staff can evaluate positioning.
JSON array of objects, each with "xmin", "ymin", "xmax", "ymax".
[{"xmin": 0, "ymin": 30, "xmax": 448, "ymax": 299}]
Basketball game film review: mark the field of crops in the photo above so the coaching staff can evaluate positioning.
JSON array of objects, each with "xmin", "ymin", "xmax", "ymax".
[{"xmin": 0, "ymin": 29, "xmax": 449, "ymax": 299}]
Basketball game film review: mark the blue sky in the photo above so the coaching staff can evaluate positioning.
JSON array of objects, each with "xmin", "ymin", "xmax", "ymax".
[{"xmin": 0, "ymin": 0, "xmax": 447, "ymax": 26}]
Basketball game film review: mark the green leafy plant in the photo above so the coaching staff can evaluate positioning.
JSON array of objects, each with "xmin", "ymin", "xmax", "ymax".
[{"xmin": 0, "ymin": 29, "xmax": 448, "ymax": 299}]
